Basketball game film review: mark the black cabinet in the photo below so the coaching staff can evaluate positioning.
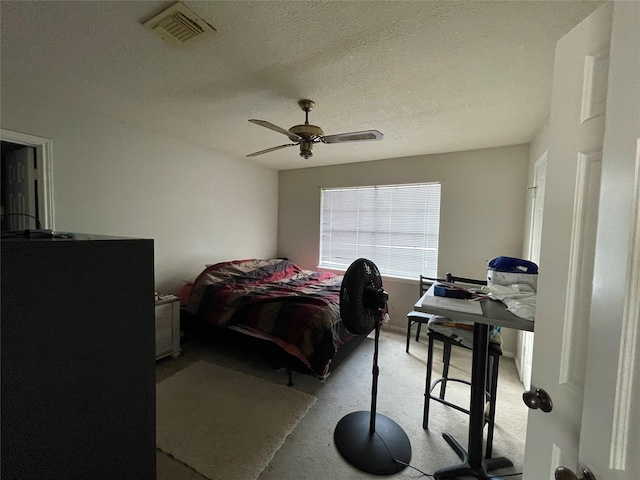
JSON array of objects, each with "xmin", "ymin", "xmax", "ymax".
[{"xmin": 1, "ymin": 236, "xmax": 156, "ymax": 480}]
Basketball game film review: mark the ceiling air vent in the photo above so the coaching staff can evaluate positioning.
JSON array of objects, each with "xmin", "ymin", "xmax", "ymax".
[{"xmin": 143, "ymin": 2, "xmax": 216, "ymax": 46}]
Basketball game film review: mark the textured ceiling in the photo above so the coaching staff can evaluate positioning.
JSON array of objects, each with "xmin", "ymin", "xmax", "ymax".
[{"xmin": 0, "ymin": 1, "xmax": 602, "ymax": 170}]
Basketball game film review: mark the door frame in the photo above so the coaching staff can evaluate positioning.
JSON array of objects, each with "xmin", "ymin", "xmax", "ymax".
[
  {"xmin": 1, "ymin": 129, "xmax": 54, "ymax": 229},
  {"xmin": 517, "ymin": 150, "xmax": 548, "ymax": 389}
]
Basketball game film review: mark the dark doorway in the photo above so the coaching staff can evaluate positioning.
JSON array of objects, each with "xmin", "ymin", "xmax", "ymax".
[{"xmin": 1, "ymin": 141, "xmax": 39, "ymax": 232}]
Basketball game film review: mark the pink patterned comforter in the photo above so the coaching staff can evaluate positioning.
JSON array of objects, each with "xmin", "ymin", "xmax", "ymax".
[{"xmin": 184, "ymin": 258, "xmax": 354, "ymax": 378}]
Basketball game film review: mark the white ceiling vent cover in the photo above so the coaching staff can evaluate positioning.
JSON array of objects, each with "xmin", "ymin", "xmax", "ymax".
[{"xmin": 143, "ymin": 2, "xmax": 216, "ymax": 46}]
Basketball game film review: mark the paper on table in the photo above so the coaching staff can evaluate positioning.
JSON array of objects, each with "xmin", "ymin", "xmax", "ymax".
[{"xmin": 421, "ymin": 290, "xmax": 483, "ymax": 314}]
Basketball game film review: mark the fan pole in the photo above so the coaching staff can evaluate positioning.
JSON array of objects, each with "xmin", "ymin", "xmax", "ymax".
[{"xmin": 369, "ymin": 320, "xmax": 380, "ymax": 434}]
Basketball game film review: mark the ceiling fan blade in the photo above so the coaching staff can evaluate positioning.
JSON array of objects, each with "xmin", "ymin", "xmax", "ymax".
[
  {"xmin": 321, "ymin": 129, "xmax": 383, "ymax": 144},
  {"xmin": 246, "ymin": 143, "xmax": 298, "ymax": 157},
  {"xmin": 248, "ymin": 119, "xmax": 302, "ymax": 142}
]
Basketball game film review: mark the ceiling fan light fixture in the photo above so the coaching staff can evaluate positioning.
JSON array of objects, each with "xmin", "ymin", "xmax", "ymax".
[{"xmin": 300, "ymin": 142, "xmax": 314, "ymax": 159}]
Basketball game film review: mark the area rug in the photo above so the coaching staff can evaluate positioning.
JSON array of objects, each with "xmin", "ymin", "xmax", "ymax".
[{"xmin": 156, "ymin": 360, "xmax": 317, "ymax": 480}]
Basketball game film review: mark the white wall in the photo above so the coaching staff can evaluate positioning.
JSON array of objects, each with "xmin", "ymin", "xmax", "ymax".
[
  {"xmin": 278, "ymin": 144, "xmax": 529, "ymax": 354},
  {"xmin": 1, "ymin": 90, "xmax": 279, "ymax": 293}
]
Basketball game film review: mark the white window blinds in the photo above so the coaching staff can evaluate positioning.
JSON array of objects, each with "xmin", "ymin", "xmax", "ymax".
[{"xmin": 319, "ymin": 183, "xmax": 441, "ymax": 279}]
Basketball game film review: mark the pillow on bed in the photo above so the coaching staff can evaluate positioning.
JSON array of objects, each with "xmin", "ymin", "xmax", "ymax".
[{"xmin": 204, "ymin": 257, "xmax": 289, "ymax": 268}]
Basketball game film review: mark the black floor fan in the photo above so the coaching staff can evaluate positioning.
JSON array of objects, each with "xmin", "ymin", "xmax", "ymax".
[{"xmin": 334, "ymin": 258, "xmax": 412, "ymax": 475}]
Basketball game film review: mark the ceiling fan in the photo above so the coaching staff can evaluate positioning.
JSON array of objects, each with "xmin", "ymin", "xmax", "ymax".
[{"xmin": 247, "ymin": 100, "xmax": 383, "ymax": 159}]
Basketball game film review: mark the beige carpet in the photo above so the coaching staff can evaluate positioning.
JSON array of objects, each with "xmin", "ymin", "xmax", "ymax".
[
  {"xmin": 156, "ymin": 360, "xmax": 317, "ymax": 480},
  {"xmin": 156, "ymin": 329, "xmax": 528, "ymax": 479}
]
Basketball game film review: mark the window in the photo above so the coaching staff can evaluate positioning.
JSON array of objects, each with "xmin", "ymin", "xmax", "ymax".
[{"xmin": 319, "ymin": 183, "xmax": 441, "ymax": 279}]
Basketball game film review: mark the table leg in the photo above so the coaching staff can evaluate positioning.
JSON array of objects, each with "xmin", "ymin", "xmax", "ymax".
[{"xmin": 433, "ymin": 323, "xmax": 513, "ymax": 479}]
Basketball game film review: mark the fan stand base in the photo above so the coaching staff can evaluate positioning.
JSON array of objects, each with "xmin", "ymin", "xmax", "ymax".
[{"xmin": 334, "ymin": 411, "xmax": 411, "ymax": 475}]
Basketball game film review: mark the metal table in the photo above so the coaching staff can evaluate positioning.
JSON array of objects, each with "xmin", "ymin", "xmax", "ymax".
[{"xmin": 415, "ymin": 285, "xmax": 534, "ymax": 479}]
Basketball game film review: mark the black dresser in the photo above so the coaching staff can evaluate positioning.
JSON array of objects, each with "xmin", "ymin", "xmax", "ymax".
[{"xmin": 1, "ymin": 235, "xmax": 156, "ymax": 480}]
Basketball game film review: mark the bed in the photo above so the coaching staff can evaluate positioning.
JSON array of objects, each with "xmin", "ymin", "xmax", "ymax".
[{"xmin": 180, "ymin": 258, "xmax": 368, "ymax": 380}]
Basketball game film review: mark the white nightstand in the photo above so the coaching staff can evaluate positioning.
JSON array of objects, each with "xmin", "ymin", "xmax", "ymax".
[{"xmin": 155, "ymin": 294, "xmax": 181, "ymax": 360}]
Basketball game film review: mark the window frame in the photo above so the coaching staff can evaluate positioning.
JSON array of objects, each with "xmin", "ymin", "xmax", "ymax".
[{"xmin": 318, "ymin": 182, "xmax": 441, "ymax": 280}]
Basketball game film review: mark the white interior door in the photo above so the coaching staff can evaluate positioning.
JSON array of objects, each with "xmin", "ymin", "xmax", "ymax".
[
  {"xmin": 578, "ymin": 2, "xmax": 640, "ymax": 478},
  {"xmin": 524, "ymin": 2, "xmax": 640, "ymax": 478},
  {"xmin": 523, "ymin": 2, "xmax": 611, "ymax": 478}
]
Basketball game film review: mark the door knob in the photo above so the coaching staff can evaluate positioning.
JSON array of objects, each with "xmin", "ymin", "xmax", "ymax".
[
  {"xmin": 555, "ymin": 466, "xmax": 596, "ymax": 480},
  {"xmin": 522, "ymin": 387, "xmax": 553, "ymax": 412}
]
